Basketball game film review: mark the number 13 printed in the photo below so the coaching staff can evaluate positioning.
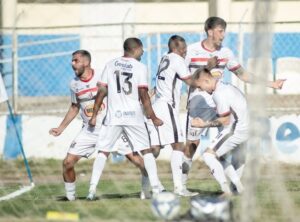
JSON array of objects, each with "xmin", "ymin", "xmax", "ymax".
[{"xmin": 114, "ymin": 70, "xmax": 133, "ymax": 95}]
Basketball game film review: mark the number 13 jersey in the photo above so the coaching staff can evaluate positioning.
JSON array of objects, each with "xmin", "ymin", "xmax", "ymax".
[{"xmin": 99, "ymin": 56, "xmax": 148, "ymax": 126}]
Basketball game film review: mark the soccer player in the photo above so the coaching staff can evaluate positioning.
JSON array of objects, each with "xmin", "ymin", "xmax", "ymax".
[
  {"xmin": 147, "ymin": 35, "xmax": 207, "ymax": 196},
  {"xmin": 87, "ymin": 38, "xmax": 163, "ymax": 200},
  {"xmin": 49, "ymin": 50, "xmax": 150, "ymax": 201},
  {"xmin": 191, "ymin": 68, "xmax": 248, "ymax": 195},
  {"xmin": 182, "ymin": 16, "xmax": 285, "ymax": 189}
]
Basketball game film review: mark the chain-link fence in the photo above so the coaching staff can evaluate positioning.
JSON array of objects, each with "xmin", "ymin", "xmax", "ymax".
[{"xmin": 0, "ymin": 22, "xmax": 300, "ymax": 115}]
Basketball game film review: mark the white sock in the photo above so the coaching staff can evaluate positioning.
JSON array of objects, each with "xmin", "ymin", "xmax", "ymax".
[
  {"xmin": 171, "ymin": 150, "xmax": 184, "ymax": 191},
  {"xmin": 89, "ymin": 152, "xmax": 107, "ymax": 194},
  {"xmin": 141, "ymin": 174, "xmax": 150, "ymax": 192},
  {"xmin": 182, "ymin": 156, "xmax": 192, "ymax": 189},
  {"xmin": 65, "ymin": 182, "xmax": 76, "ymax": 200},
  {"xmin": 143, "ymin": 153, "xmax": 159, "ymax": 193},
  {"xmin": 202, "ymin": 152, "xmax": 230, "ymax": 193},
  {"xmin": 236, "ymin": 164, "xmax": 245, "ymax": 179},
  {"xmin": 224, "ymin": 165, "xmax": 244, "ymax": 193}
]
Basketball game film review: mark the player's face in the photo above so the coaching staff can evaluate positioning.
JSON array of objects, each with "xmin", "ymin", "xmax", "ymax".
[
  {"xmin": 175, "ymin": 41, "xmax": 187, "ymax": 58},
  {"xmin": 72, "ymin": 54, "xmax": 87, "ymax": 77},
  {"xmin": 134, "ymin": 46, "xmax": 144, "ymax": 61},
  {"xmin": 209, "ymin": 25, "xmax": 225, "ymax": 49}
]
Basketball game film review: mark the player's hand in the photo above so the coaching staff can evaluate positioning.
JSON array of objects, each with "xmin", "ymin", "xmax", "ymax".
[
  {"xmin": 191, "ymin": 117, "xmax": 206, "ymax": 128},
  {"xmin": 206, "ymin": 56, "xmax": 219, "ymax": 70},
  {"xmin": 272, "ymin": 79, "xmax": 286, "ymax": 89},
  {"xmin": 89, "ymin": 116, "xmax": 97, "ymax": 127},
  {"xmin": 49, "ymin": 128, "xmax": 62, "ymax": 137},
  {"xmin": 152, "ymin": 117, "xmax": 163, "ymax": 127}
]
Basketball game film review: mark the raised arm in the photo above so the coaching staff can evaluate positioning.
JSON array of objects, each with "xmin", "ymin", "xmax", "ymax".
[
  {"xmin": 89, "ymin": 83, "xmax": 108, "ymax": 127},
  {"xmin": 49, "ymin": 103, "xmax": 79, "ymax": 136},
  {"xmin": 233, "ymin": 66, "xmax": 285, "ymax": 89},
  {"xmin": 139, "ymin": 87, "xmax": 163, "ymax": 127}
]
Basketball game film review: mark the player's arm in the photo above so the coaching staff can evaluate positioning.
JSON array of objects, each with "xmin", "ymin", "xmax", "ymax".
[
  {"xmin": 139, "ymin": 87, "xmax": 163, "ymax": 127},
  {"xmin": 233, "ymin": 66, "xmax": 286, "ymax": 89},
  {"xmin": 49, "ymin": 103, "xmax": 79, "ymax": 136},
  {"xmin": 89, "ymin": 83, "xmax": 107, "ymax": 127},
  {"xmin": 191, "ymin": 114, "xmax": 230, "ymax": 128}
]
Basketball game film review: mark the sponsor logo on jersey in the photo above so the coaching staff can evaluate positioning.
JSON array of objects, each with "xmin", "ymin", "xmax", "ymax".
[
  {"xmin": 84, "ymin": 104, "xmax": 94, "ymax": 117},
  {"xmin": 123, "ymin": 111, "xmax": 135, "ymax": 118},
  {"xmin": 114, "ymin": 61, "xmax": 133, "ymax": 69},
  {"xmin": 115, "ymin": 110, "xmax": 122, "ymax": 118}
]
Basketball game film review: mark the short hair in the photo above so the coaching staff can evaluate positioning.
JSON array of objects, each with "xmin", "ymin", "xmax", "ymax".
[
  {"xmin": 123, "ymin": 37, "xmax": 143, "ymax": 53},
  {"xmin": 72, "ymin": 50, "xmax": 91, "ymax": 63},
  {"xmin": 193, "ymin": 68, "xmax": 212, "ymax": 81},
  {"xmin": 204, "ymin": 17, "xmax": 227, "ymax": 33},
  {"xmin": 168, "ymin": 35, "xmax": 186, "ymax": 53}
]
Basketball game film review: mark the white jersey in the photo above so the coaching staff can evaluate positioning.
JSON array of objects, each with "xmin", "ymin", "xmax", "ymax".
[
  {"xmin": 99, "ymin": 56, "xmax": 148, "ymax": 126},
  {"xmin": 186, "ymin": 41, "xmax": 240, "ymax": 103},
  {"xmin": 70, "ymin": 70, "xmax": 105, "ymax": 126},
  {"xmin": 213, "ymin": 81, "xmax": 249, "ymax": 133},
  {"xmin": 155, "ymin": 52, "xmax": 191, "ymax": 109}
]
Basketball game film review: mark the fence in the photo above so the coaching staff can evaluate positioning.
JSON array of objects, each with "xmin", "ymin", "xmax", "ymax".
[{"xmin": 0, "ymin": 22, "xmax": 300, "ymax": 115}]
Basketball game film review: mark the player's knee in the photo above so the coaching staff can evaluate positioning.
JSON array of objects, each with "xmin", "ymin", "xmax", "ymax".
[
  {"xmin": 63, "ymin": 158, "xmax": 75, "ymax": 170},
  {"xmin": 150, "ymin": 146, "xmax": 161, "ymax": 158}
]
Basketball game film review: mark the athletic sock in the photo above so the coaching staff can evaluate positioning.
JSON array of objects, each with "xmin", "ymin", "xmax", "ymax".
[
  {"xmin": 236, "ymin": 164, "xmax": 245, "ymax": 179},
  {"xmin": 143, "ymin": 153, "xmax": 159, "ymax": 192},
  {"xmin": 65, "ymin": 182, "xmax": 76, "ymax": 200},
  {"xmin": 202, "ymin": 152, "xmax": 230, "ymax": 193},
  {"xmin": 225, "ymin": 165, "xmax": 244, "ymax": 193},
  {"xmin": 171, "ymin": 150, "xmax": 184, "ymax": 191},
  {"xmin": 182, "ymin": 156, "xmax": 192, "ymax": 190},
  {"xmin": 89, "ymin": 152, "xmax": 107, "ymax": 194}
]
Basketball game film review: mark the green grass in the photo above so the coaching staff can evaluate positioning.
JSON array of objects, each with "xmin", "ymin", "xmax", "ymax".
[{"xmin": 0, "ymin": 159, "xmax": 300, "ymax": 221}]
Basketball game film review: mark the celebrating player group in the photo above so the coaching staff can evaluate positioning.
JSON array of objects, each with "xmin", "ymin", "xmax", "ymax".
[{"xmin": 49, "ymin": 16, "xmax": 286, "ymax": 201}]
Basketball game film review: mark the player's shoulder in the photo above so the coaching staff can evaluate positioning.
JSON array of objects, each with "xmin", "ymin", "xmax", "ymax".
[
  {"xmin": 168, "ymin": 52, "xmax": 184, "ymax": 63},
  {"xmin": 219, "ymin": 46, "xmax": 234, "ymax": 56}
]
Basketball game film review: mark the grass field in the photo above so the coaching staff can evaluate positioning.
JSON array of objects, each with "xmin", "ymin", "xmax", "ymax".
[{"xmin": 0, "ymin": 158, "xmax": 300, "ymax": 222}]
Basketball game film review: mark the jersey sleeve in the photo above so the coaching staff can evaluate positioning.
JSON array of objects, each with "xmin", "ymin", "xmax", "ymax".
[
  {"xmin": 175, "ymin": 56, "xmax": 191, "ymax": 80},
  {"xmin": 138, "ymin": 64, "xmax": 148, "ymax": 89},
  {"xmin": 70, "ymin": 89, "xmax": 78, "ymax": 104},
  {"xmin": 213, "ymin": 86, "xmax": 231, "ymax": 116},
  {"xmin": 226, "ymin": 48, "xmax": 241, "ymax": 72}
]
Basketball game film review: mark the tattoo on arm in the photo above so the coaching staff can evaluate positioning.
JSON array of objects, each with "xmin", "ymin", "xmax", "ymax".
[
  {"xmin": 206, "ymin": 120, "xmax": 222, "ymax": 127},
  {"xmin": 233, "ymin": 66, "xmax": 245, "ymax": 77}
]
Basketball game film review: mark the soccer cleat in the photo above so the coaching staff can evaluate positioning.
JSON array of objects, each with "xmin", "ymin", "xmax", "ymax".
[
  {"xmin": 86, "ymin": 192, "xmax": 96, "ymax": 201},
  {"xmin": 140, "ymin": 190, "xmax": 152, "ymax": 200},
  {"xmin": 66, "ymin": 194, "xmax": 76, "ymax": 201},
  {"xmin": 174, "ymin": 188, "xmax": 198, "ymax": 197}
]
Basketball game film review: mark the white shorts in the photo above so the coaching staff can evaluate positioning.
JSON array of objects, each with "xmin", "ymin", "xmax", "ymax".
[
  {"xmin": 68, "ymin": 125, "xmax": 99, "ymax": 158},
  {"xmin": 208, "ymin": 128, "xmax": 248, "ymax": 158},
  {"xmin": 186, "ymin": 93, "xmax": 218, "ymax": 141},
  {"xmin": 147, "ymin": 100, "xmax": 184, "ymax": 146},
  {"xmin": 68, "ymin": 124, "xmax": 131, "ymax": 158},
  {"xmin": 95, "ymin": 124, "xmax": 150, "ymax": 153}
]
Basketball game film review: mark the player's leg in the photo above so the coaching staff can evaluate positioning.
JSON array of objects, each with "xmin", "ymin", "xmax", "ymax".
[
  {"xmin": 125, "ymin": 151, "xmax": 152, "ymax": 199},
  {"xmin": 65, "ymin": 125, "xmax": 99, "ymax": 201},
  {"xmin": 202, "ymin": 150, "xmax": 231, "ymax": 195},
  {"xmin": 87, "ymin": 151, "xmax": 110, "ymax": 200},
  {"xmin": 87, "ymin": 125, "xmax": 122, "ymax": 200},
  {"xmin": 183, "ymin": 102, "xmax": 218, "ymax": 192},
  {"xmin": 125, "ymin": 124, "xmax": 161, "ymax": 194},
  {"xmin": 63, "ymin": 153, "xmax": 81, "ymax": 201},
  {"xmin": 171, "ymin": 142, "xmax": 198, "ymax": 197}
]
